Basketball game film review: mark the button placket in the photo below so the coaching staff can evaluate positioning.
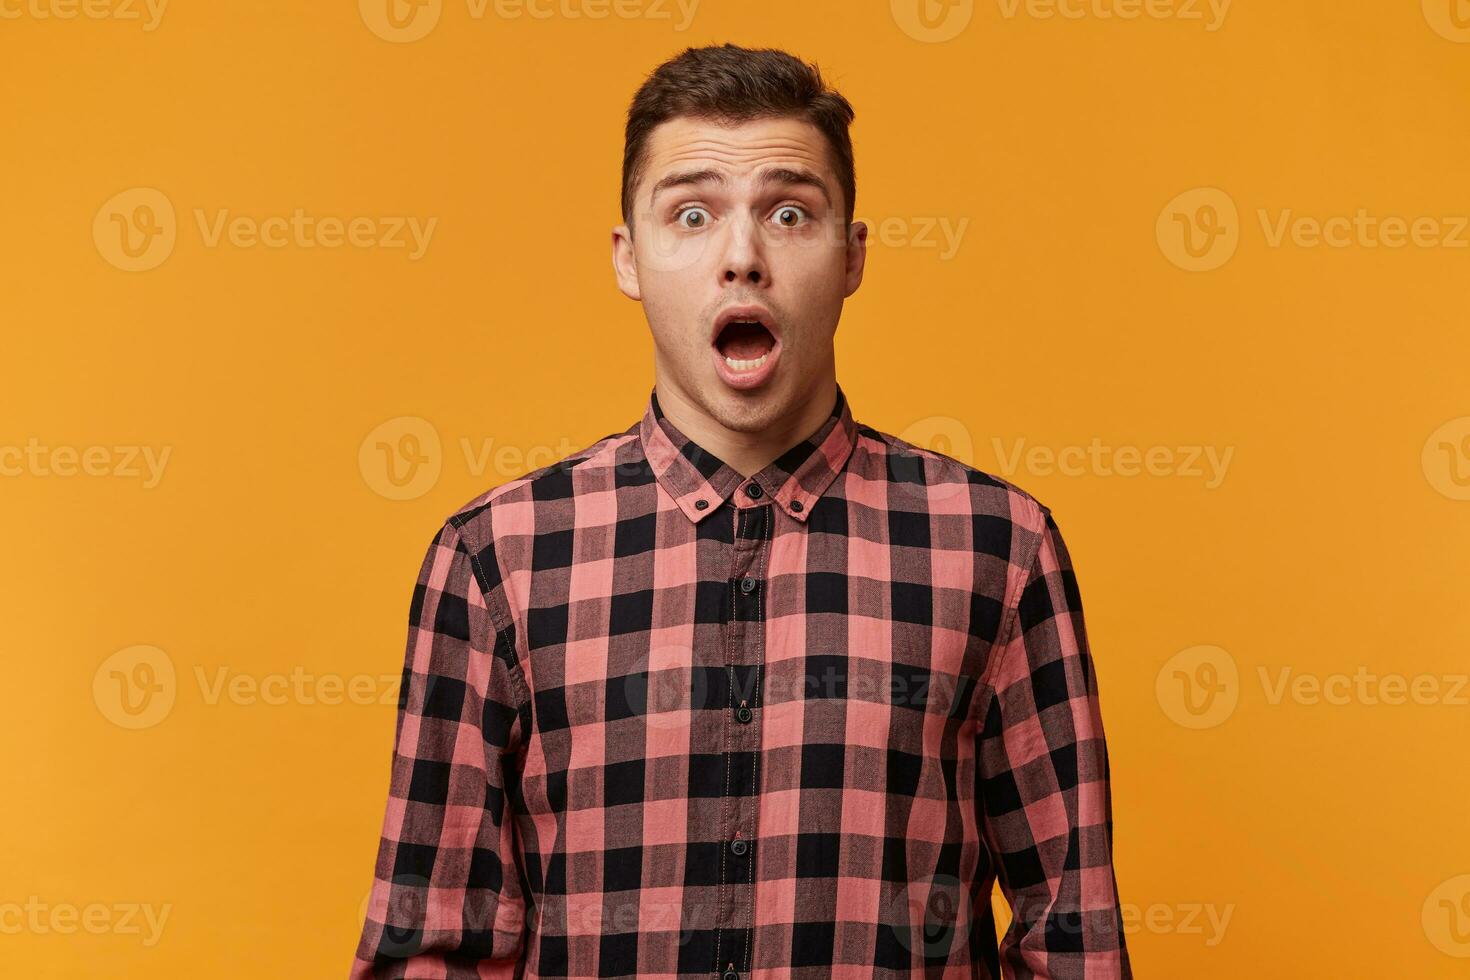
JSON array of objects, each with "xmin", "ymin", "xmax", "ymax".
[{"xmin": 713, "ymin": 499, "xmax": 768, "ymax": 976}]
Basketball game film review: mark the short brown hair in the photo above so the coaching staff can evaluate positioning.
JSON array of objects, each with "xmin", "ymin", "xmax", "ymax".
[{"xmin": 620, "ymin": 43, "xmax": 857, "ymax": 235}]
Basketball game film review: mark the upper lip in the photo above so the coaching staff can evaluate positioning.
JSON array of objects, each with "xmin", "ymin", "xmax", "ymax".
[{"xmin": 711, "ymin": 305, "xmax": 779, "ymax": 346}]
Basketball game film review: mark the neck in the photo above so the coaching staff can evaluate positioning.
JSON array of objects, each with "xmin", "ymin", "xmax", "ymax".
[{"xmin": 655, "ymin": 375, "xmax": 838, "ymax": 479}]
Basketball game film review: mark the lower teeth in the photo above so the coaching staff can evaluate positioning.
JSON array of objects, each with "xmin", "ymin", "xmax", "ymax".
[{"xmin": 724, "ymin": 352, "xmax": 769, "ymax": 372}]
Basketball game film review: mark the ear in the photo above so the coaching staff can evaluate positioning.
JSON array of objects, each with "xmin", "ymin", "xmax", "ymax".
[
  {"xmin": 611, "ymin": 222, "xmax": 641, "ymax": 301},
  {"xmin": 843, "ymin": 219, "xmax": 868, "ymax": 297}
]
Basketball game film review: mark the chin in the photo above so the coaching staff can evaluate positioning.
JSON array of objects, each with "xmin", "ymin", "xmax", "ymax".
[{"xmin": 707, "ymin": 387, "xmax": 788, "ymax": 432}]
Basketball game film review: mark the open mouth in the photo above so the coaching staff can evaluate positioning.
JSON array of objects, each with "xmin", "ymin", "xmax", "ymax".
[
  {"xmin": 713, "ymin": 319, "xmax": 777, "ymax": 373},
  {"xmin": 710, "ymin": 306, "xmax": 782, "ymax": 390}
]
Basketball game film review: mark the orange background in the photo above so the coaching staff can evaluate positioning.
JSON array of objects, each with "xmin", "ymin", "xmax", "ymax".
[{"xmin": 4, "ymin": 0, "xmax": 1469, "ymax": 976}]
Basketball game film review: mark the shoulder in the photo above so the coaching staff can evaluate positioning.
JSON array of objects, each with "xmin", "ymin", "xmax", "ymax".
[
  {"xmin": 850, "ymin": 422, "xmax": 1052, "ymax": 538},
  {"xmin": 440, "ymin": 422, "xmax": 640, "ymax": 557}
]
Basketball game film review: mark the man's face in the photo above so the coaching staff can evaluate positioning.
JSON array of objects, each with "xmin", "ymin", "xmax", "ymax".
[{"xmin": 612, "ymin": 115, "xmax": 866, "ymax": 434}]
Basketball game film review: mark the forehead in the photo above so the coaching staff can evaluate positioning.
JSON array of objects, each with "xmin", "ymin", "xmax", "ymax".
[{"xmin": 641, "ymin": 115, "xmax": 834, "ymax": 185}]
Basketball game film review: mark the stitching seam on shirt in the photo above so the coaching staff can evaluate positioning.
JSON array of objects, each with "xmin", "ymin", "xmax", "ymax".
[
  {"xmin": 972, "ymin": 498, "xmax": 1049, "ymax": 724},
  {"xmin": 967, "ymin": 498, "xmax": 1051, "ymax": 947},
  {"xmin": 447, "ymin": 513, "xmax": 533, "ymax": 717},
  {"xmin": 442, "ymin": 513, "xmax": 539, "ymax": 959},
  {"xmin": 743, "ymin": 504, "xmax": 771, "ymax": 975},
  {"xmin": 714, "ymin": 504, "xmax": 737, "ymax": 976}
]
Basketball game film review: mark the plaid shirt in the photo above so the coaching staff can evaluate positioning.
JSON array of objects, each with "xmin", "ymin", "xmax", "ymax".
[{"xmin": 350, "ymin": 383, "xmax": 1130, "ymax": 980}]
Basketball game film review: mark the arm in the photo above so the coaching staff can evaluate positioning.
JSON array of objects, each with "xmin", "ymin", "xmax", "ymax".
[
  {"xmin": 349, "ymin": 519, "xmax": 532, "ymax": 980},
  {"xmin": 975, "ymin": 506, "xmax": 1131, "ymax": 979}
]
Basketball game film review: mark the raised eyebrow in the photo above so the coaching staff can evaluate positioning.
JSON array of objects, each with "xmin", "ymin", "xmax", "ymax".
[
  {"xmin": 649, "ymin": 168, "xmax": 726, "ymax": 203},
  {"xmin": 648, "ymin": 167, "xmax": 831, "ymax": 205},
  {"xmin": 756, "ymin": 167, "xmax": 831, "ymax": 205}
]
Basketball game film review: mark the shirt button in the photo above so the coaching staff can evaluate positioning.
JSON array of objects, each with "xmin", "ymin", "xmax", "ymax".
[
  {"xmin": 694, "ymin": 498, "xmax": 709, "ymax": 510},
  {"xmin": 735, "ymin": 705, "xmax": 753, "ymax": 724},
  {"xmin": 790, "ymin": 499, "xmax": 803, "ymax": 512},
  {"xmin": 729, "ymin": 838, "xmax": 749, "ymax": 856},
  {"xmin": 722, "ymin": 971, "xmax": 740, "ymax": 980},
  {"xmin": 739, "ymin": 576, "xmax": 757, "ymax": 594},
  {"xmin": 745, "ymin": 482, "xmax": 763, "ymax": 498}
]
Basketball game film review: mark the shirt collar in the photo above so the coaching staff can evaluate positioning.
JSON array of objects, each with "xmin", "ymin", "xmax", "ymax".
[{"xmin": 638, "ymin": 382, "xmax": 859, "ymax": 525}]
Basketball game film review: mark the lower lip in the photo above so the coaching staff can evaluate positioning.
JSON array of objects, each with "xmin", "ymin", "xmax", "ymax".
[{"xmin": 711, "ymin": 335, "xmax": 783, "ymax": 390}]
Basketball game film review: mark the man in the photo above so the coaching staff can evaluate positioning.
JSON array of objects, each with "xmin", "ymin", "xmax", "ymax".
[{"xmin": 350, "ymin": 43, "xmax": 1131, "ymax": 980}]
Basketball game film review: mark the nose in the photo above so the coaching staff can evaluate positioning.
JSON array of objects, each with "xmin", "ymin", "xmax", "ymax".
[{"xmin": 720, "ymin": 212, "xmax": 767, "ymax": 287}]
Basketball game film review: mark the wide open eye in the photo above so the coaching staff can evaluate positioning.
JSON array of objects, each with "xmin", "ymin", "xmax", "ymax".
[
  {"xmin": 675, "ymin": 206, "xmax": 712, "ymax": 229},
  {"xmin": 772, "ymin": 205, "xmax": 808, "ymax": 228}
]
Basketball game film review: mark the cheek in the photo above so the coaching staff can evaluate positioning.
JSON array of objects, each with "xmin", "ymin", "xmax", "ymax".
[
  {"xmin": 641, "ymin": 292, "xmax": 706, "ymax": 361},
  {"xmin": 770, "ymin": 259, "xmax": 848, "ymax": 330},
  {"xmin": 642, "ymin": 279, "xmax": 697, "ymax": 321},
  {"xmin": 772, "ymin": 235, "xmax": 847, "ymax": 283},
  {"xmin": 636, "ymin": 226, "xmax": 717, "ymax": 282}
]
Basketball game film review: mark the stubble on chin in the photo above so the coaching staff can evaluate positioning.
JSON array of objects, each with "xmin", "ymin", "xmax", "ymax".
[{"xmin": 703, "ymin": 386, "xmax": 793, "ymax": 436}]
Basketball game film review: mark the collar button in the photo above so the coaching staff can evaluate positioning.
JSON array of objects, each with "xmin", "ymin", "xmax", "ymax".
[
  {"xmin": 745, "ymin": 482, "xmax": 763, "ymax": 499},
  {"xmin": 694, "ymin": 498, "xmax": 709, "ymax": 510}
]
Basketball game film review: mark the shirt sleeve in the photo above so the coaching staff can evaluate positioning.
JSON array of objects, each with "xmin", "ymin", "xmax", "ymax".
[
  {"xmin": 349, "ymin": 519, "xmax": 532, "ymax": 980},
  {"xmin": 975, "ymin": 507, "xmax": 1131, "ymax": 979}
]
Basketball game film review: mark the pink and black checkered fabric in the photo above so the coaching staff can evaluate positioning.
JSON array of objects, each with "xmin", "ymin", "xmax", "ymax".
[{"xmin": 350, "ymin": 383, "xmax": 1131, "ymax": 979}]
